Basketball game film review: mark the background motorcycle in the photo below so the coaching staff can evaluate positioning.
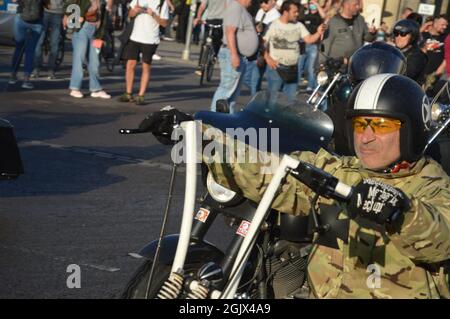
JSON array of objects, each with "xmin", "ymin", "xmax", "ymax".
[
  {"xmin": 119, "ymin": 92, "xmax": 347, "ymax": 299},
  {"xmin": 0, "ymin": 118, "xmax": 24, "ymax": 181},
  {"xmin": 425, "ymin": 80, "xmax": 450, "ymax": 174},
  {"xmin": 306, "ymin": 57, "xmax": 349, "ymax": 112},
  {"xmin": 305, "ymin": 56, "xmax": 353, "ymax": 156}
]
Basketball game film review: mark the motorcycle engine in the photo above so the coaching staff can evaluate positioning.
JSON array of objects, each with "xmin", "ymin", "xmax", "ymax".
[{"xmin": 265, "ymin": 242, "xmax": 311, "ymax": 299}]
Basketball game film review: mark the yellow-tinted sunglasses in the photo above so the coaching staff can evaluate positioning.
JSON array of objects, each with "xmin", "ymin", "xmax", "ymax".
[{"xmin": 352, "ymin": 117, "xmax": 402, "ymax": 134}]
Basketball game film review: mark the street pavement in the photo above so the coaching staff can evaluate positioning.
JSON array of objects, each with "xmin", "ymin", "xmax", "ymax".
[{"xmin": 0, "ymin": 39, "xmax": 253, "ymax": 298}]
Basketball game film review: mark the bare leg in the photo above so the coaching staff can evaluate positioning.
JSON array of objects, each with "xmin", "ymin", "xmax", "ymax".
[
  {"xmin": 126, "ymin": 59, "xmax": 137, "ymax": 94},
  {"xmin": 138, "ymin": 62, "xmax": 151, "ymax": 96}
]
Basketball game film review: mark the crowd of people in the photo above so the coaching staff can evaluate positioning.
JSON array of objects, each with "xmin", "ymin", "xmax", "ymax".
[
  {"xmin": 5, "ymin": 0, "xmax": 450, "ymax": 299},
  {"xmin": 6, "ymin": 0, "xmax": 450, "ymax": 108},
  {"xmin": 7, "ymin": 0, "xmax": 172, "ymax": 101},
  {"xmin": 205, "ymin": 0, "xmax": 450, "ymax": 115}
]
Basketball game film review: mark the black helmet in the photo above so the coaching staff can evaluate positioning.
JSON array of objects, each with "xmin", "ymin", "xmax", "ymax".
[
  {"xmin": 406, "ymin": 13, "xmax": 423, "ymax": 27},
  {"xmin": 393, "ymin": 19, "xmax": 421, "ymax": 47},
  {"xmin": 348, "ymin": 42, "xmax": 407, "ymax": 86},
  {"xmin": 346, "ymin": 74, "xmax": 432, "ymax": 163}
]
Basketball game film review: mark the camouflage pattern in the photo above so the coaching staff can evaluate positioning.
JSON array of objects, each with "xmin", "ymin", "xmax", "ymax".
[{"xmin": 202, "ymin": 125, "xmax": 450, "ymax": 299}]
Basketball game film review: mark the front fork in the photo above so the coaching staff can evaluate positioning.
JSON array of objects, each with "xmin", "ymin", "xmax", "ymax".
[{"xmin": 190, "ymin": 202, "xmax": 259, "ymax": 297}]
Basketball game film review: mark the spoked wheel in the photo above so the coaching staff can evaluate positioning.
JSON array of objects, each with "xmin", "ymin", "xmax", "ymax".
[{"xmin": 122, "ymin": 260, "xmax": 204, "ymax": 299}]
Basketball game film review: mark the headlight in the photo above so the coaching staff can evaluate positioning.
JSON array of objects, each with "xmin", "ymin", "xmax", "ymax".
[
  {"xmin": 206, "ymin": 172, "xmax": 238, "ymax": 203},
  {"xmin": 431, "ymin": 103, "xmax": 445, "ymax": 122},
  {"xmin": 316, "ymin": 71, "xmax": 329, "ymax": 86},
  {"xmin": 431, "ymin": 103, "xmax": 442, "ymax": 122},
  {"xmin": 431, "ymin": 103, "xmax": 450, "ymax": 124}
]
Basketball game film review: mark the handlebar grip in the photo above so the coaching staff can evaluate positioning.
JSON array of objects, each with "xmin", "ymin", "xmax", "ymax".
[{"xmin": 290, "ymin": 161, "xmax": 353, "ymax": 201}]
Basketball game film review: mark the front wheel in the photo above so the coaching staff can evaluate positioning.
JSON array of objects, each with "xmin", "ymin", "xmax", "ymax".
[
  {"xmin": 55, "ymin": 39, "xmax": 65, "ymax": 67},
  {"xmin": 199, "ymin": 45, "xmax": 210, "ymax": 86},
  {"xmin": 122, "ymin": 259, "xmax": 204, "ymax": 299}
]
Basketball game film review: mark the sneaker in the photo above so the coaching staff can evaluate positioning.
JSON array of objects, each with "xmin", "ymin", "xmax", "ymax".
[
  {"xmin": 118, "ymin": 92, "xmax": 135, "ymax": 102},
  {"xmin": 21, "ymin": 81, "xmax": 34, "ymax": 89},
  {"xmin": 306, "ymin": 87, "xmax": 314, "ymax": 93},
  {"xmin": 47, "ymin": 71, "xmax": 56, "ymax": 80},
  {"xmin": 153, "ymin": 54, "xmax": 161, "ymax": 61},
  {"xmin": 30, "ymin": 70, "xmax": 40, "ymax": 79},
  {"xmin": 91, "ymin": 90, "xmax": 111, "ymax": 99},
  {"xmin": 70, "ymin": 90, "xmax": 84, "ymax": 98},
  {"xmin": 8, "ymin": 74, "xmax": 18, "ymax": 85},
  {"xmin": 195, "ymin": 69, "xmax": 203, "ymax": 76},
  {"xmin": 162, "ymin": 36, "xmax": 175, "ymax": 42},
  {"xmin": 135, "ymin": 95, "xmax": 145, "ymax": 105}
]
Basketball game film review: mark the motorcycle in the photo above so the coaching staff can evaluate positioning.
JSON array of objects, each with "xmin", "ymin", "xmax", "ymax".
[
  {"xmin": 0, "ymin": 118, "xmax": 24, "ymax": 180},
  {"xmin": 119, "ymin": 92, "xmax": 355, "ymax": 299},
  {"xmin": 425, "ymin": 80, "xmax": 450, "ymax": 174},
  {"xmin": 306, "ymin": 57, "xmax": 350, "ymax": 112}
]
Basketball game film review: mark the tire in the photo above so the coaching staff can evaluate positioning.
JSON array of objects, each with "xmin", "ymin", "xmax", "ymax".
[
  {"xmin": 105, "ymin": 58, "xmax": 115, "ymax": 73},
  {"xmin": 199, "ymin": 45, "xmax": 209, "ymax": 86},
  {"xmin": 102, "ymin": 34, "xmax": 116, "ymax": 73},
  {"xmin": 206, "ymin": 51, "xmax": 215, "ymax": 82},
  {"xmin": 199, "ymin": 68, "xmax": 206, "ymax": 86},
  {"xmin": 55, "ymin": 39, "xmax": 65, "ymax": 67},
  {"xmin": 122, "ymin": 260, "xmax": 204, "ymax": 299}
]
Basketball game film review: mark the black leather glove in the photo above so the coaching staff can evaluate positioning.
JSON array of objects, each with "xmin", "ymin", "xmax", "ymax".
[
  {"xmin": 138, "ymin": 106, "xmax": 193, "ymax": 145},
  {"xmin": 347, "ymin": 179, "xmax": 411, "ymax": 225}
]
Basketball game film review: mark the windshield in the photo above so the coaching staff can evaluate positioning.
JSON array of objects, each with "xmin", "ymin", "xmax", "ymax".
[
  {"xmin": 195, "ymin": 91, "xmax": 335, "ymax": 154},
  {"xmin": 244, "ymin": 91, "xmax": 334, "ymax": 135}
]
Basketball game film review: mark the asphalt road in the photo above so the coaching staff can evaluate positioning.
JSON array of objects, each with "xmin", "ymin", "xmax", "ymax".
[{"xmin": 0, "ymin": 41, "xmax": 251, "ymax": 298}]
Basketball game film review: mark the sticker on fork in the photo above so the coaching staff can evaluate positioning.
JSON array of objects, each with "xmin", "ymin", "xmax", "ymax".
[
  {"xmin": 236, "ymin": 220, "xmax": 251, "ymax": 237},
  {"xmin": 195, "ymin": 207, "xmax": 210, "ymax": 223}
]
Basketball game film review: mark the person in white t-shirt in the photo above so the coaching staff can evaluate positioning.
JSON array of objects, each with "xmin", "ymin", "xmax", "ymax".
[
  {"xmin": 263, "ymin": 0, "xmax": 325, "ymax": 100},
  {"xmin": 119, "ymin": 0, "xmax": 169, "ymax": 105},
  {"xmin": 242, "ymin": 0, "xmax": 280, "ymax": 96}
]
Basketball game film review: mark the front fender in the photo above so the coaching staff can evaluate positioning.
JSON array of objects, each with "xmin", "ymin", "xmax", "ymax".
[{"xmin": 135, "ymin": 234, "xmax": 225, "ymax": 266}]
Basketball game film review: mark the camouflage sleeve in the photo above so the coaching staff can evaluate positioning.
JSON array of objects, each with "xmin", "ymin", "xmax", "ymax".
[
  {"xmin": 202, "ymin": 124, "xmax": 344, "ymax": 215},
  {"xmin": 389, "ymin": 163, "xmax": 450, "ymax": 264}
]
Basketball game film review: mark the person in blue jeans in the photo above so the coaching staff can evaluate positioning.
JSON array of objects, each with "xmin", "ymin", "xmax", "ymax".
[
  {"xmin": 8, "ymin": 1, "xmax": 43, "ymax": 90},
  {"xmin": 211, "ymin": 47, "xmax": 248, "ymax": 113},
  {"xmin": 31, "ymin": 0, "xmax": 64, "ymax": 80},
  {"xmin": 210, "ymin": 0, "xmax": 258, "ymax": 113},
  {"xmin": 297, "ymin": 43, "xmax": 319, "ymax": 91},
  {"xmin": 297, "ymin": 0, "xmax": 326, "ymax": 92},
  {"xmin": 63, "ymin": 0, "xmax": 110, "ymax": 99},
  {"xmin": 241, "ymin": 0, "xmax": 280, "ymax": 96}
]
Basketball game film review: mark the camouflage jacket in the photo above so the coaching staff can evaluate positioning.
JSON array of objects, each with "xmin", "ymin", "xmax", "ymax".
[{"xmin": 204, "ymin": 128, "xmax": 450, "ymax": 299}]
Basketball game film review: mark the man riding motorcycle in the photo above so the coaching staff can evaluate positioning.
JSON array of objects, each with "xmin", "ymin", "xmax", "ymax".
[{"xmin": 141, "ymin": 74, "xmax": 450, "ymax": 298}]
